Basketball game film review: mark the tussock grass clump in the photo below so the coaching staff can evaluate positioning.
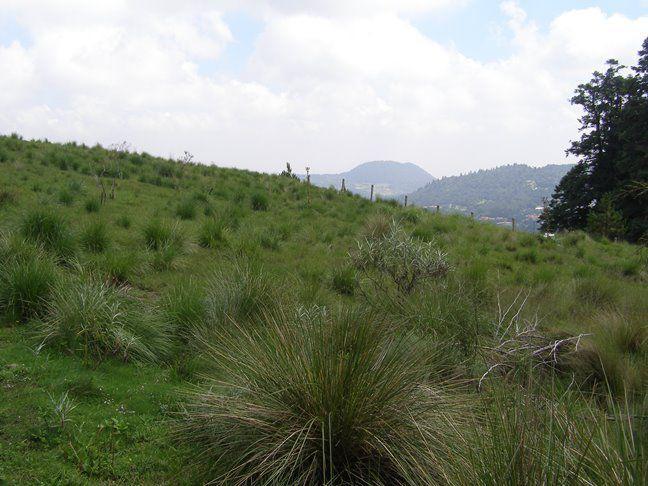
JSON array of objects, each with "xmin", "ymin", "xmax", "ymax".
[
  {"xmin": 573, "ymin": 276, "xmax": 619, "ymax": 308},
  {"xmin": 0, "ymin": 238, "xmax": 58, "ymax": 322},
  {"xmin": 362, "ymin": 213, "xmax": 391, "ymax": 240},
  {"xmin": 84, "ymin": 197, "xmax": 100, "ymax": 213},
  {"xmin": 569, "ymin": 311, "xmax": 647, "ymax": 396},
  {"xmin": 115, "ymin": 214, "xmax": 131, "ymax": 229},
  {"xmin": 175, "ymin": 198, "xmax": 197, "ymax": 220},
  {"xmin": 143, "ymin": 219, "xmax": 183, "ymax": 251},
  {"xmin": 198, "ymin": 218, "xmax": 227, "ymax": 249},
  {"xmin": 162, "ymin": 280, "xmax": 206, "ymax": 344},
  {"xmin": 96, "ymin": 250, "xmax": 142, "ymax": 285},
  {"xmin": 250, "ymin": 192, "xmax": 268, "ymax": 211},
  {"xmin": 205, "ymin": 262, "xmax": 276, "ymax": 324},
  {"xmin": 329, "ymin": 266, "xmax": 358, "ymax": 296},
  {"xmin": 57, "ymin": 188, "xmax": 75, "ymax": 206},
  {"xmin": 454, "ymin": 387, "xmax": 647, "ymax": 485},
  {"xmin": 179, "ymin": 309, "xmax": 466, "ymax": 484},
  {"xmin": 39, "ymin": 277, "xmax": 171, "ymax": 363},
  {"xmin": 80, "ymin": 220, "xmax": 110, "ymax": 253},
  {"xmin": 20, "ymin": 209, "xmax": 76, "ymax": 258}
]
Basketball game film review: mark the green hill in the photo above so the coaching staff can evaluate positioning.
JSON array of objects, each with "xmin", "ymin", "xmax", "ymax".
[
  {"xmin": 0, "ymin": 134, "xmax": 646, "ymax": 484},
  {"xmin": 306, "ymin": 160, "xmax": 436, "ymax": 198},
  {"xmin": 409, "ymin": 163, "xmax": 573, "ymax": 231}
]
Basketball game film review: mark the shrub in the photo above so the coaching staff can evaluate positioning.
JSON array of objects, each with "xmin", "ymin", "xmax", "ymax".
[
  {"xmin": 352, "ymin": 221, "xmax": 450, "ymax": 294},
  {"xmin": 20, "ymin": 209, "xmax": 76, "ymax": 259},
  {"xmin": 38, "ymin": 277, "xmax": 171, "ymax": 363},
  {"xmin": 179, "ymin": 309, "xmax": 465, "ymax": 484},
  {"xmin": 198, "ymin": 219, "xmax": 227, "ymax": 249},
  {"xmin": 250, "ymin": 192, "xmax": 268, "ymax": 211},
  {"xmin": 176, "ymin": 198, "xmax": 196, "ymax": 220},
  {"xmin": 329, "ymin": 266, "xmax": 358, "ymax": 296},
  {"xmin": 80, "ymin": 220, "xmax": 110, "ymax": 253},
  {"xmin": 0, "ymin": 244, "xmax": 58, "ymax": 322},
  {"xmin": 84, "ymin": 197, "xmax": 100, "ymax": 213},
  {"xmin": 205, "ymin": 262, "xmax": 275, "ymax": 324}
]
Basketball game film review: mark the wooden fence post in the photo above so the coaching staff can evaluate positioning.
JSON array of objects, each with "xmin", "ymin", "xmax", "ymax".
[
  {"xmin": 306, "ymin": 166, "xmax": 311, "ymax": 205},
  {"xmin": 370, "ymin": 184, "xmax": 374, "ymax": 202},
  {"xmin": 511, "ymin": 217, "xmax": 516, "ymax": 231},
  {"xmin": 404, "ymin": 195, "xmax": 408, "ymax": 207},
  {"xmin": 341, "ymin": 178, "xmax": 346, "ymax": 193},
  {"xmin": 436, "ymin": 205, "xmax": 440, "ymax": 213}
]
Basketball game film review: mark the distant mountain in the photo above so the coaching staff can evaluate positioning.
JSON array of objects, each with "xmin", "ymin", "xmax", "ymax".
[
  {"xmin": 304, "ymin": 161, "xmax": 435, "ymax": 198},
  {"xmin": 409, "ymin": 164, "xmax": 574, "ymax": 231}
]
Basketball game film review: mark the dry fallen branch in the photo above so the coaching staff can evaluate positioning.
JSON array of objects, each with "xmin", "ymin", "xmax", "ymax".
[{"xmin": 479, "ymin": 291, "xmax": 591, "ymax": 391}]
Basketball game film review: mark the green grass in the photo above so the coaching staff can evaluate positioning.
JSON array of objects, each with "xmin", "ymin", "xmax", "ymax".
[
  {"xmin": 20, "ymin": 208, "xmax": 76, "ymax": 259},
  {"xmin": 179, "ymin": 308, "xmax": 467, "ymax": 484},
  {"xmin": 80, "ymin": 220, "xmax": 110, "ymax": 253},
  {"xmin": 0, "ymin": 134, "xmax": 645, "ymax": 483}
]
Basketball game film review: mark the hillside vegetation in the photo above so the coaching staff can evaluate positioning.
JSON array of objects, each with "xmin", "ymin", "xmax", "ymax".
[
  {"xmin": 0, "ymin": 134, "xmax": 646, "ymax": 484},
  {"xmin": 409, "ymin": 163, "xmax": 573, "ymax": 231}
]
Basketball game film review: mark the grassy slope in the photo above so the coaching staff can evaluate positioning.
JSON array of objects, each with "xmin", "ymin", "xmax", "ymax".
[{"xmin": 0, "ymin": 134, "xmax": 646, "ymax": 484}]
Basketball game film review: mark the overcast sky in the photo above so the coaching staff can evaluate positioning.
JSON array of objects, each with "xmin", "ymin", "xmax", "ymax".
[{"xmin": 1, "ymin": 1, "xmax": 646, "ymax": 176}]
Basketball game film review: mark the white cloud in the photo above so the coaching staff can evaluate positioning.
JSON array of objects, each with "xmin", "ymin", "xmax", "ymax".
[{"xmin": 0, "ymin": 1, "xmax": 646, "ymax": 175}]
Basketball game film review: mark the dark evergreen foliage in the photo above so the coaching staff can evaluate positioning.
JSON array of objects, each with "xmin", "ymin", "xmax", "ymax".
[{"xmin": 540, "ymin": 38, "xmax": 648, "ymax": 241}]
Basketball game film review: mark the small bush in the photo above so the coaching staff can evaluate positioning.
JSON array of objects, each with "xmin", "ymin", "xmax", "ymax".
[
  {"xmin": 84, "ymin": 197, "xmax": 100, "ymax": 213},
  {"xmin": 250, "ymin": 192, "xmax": 268, "ymax": 211},
  {"xmin": 80, "ymin": 221, "xmax": 110, "ymax": 253},
  {"xmin": 329, "ymin": 266, "xmax": 358, "ymax": 296},
  {"xmin": 39, "ymin": 277, "xmax": 171, "ymax": 363},
  {"xmin": 352, "ymin": 221, "xmax": 450, "ymax": 294},
  {"xmin": 176, "ymin": 198, "xmax": 197, "ymax": 220},
  {"xmin": 179, "ymin": 309, "xmax": 465, "ymax": 484},
  {"xmin": 198, "ymin": 219, "xmax": 227, "ymax": 249},
  {"xmin": 20, "ymin": 209, "xmax": 76, "ymax": 259}
]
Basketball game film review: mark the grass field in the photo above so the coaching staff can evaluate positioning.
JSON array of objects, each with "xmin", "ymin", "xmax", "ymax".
[{"xmin": 0, "ymin": 134, "xmax": 646, "ymax": 484}]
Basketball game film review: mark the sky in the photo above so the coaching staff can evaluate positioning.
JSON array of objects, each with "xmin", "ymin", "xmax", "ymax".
[{"xmin": 0, "ymin": 1, "xmax": 646, "ymax": 176}]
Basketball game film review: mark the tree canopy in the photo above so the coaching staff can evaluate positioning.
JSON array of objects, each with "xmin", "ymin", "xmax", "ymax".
[{"xmin": 540, "ymin": 37, "xmax": 648, "ymax": 242}]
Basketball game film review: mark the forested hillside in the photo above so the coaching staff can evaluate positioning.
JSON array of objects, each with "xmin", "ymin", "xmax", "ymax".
[
  {"xmin": 409, "ymin": 164, "xmax": 572, "ymax": 231},
  {"xmin": 0, "ymin": 134, "xmax": 646, "ymax": 484}
]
